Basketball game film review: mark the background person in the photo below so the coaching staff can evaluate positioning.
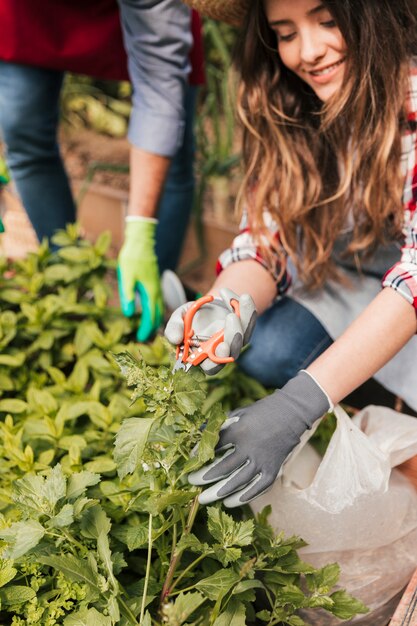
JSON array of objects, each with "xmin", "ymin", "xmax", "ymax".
[
  {"xmin": 166, "ymin": 0, "xmax": 417, "ymax": 506},
  {"xmin": 0, "ymin": 0, "xmax": 204, "ymax": 340}
]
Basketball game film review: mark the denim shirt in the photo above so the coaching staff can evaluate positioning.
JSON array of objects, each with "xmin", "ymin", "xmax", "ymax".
[{"xmin": 117, "ymin": 0, "xmax": 192, "ymax": 157}]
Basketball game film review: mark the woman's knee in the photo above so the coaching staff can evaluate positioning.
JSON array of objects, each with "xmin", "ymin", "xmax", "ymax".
[
  {"xmin": 238, "ymin": 338, "xmax": 300, "ymax": 388},
  {"xmin": 237, "ymin": 321, "xmax": 302, "ymax": 388}
]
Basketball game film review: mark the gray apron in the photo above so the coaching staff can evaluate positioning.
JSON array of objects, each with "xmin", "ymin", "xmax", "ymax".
[{"xmin": 291, "ymin": 233, "xmax": 417, "ymax": 411}]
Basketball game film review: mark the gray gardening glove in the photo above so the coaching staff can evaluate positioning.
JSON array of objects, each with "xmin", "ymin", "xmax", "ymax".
[
  {"xmin": 164, "ymin": 288, "xmax": 257, "ymax": 374},
  {"xmin": 189, "ymin": 371, "xmax": 332, "ymax": 507}
]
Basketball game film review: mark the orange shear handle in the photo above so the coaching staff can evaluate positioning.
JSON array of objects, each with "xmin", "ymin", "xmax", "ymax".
[{"xmin": 175, "ymin": 295, "xmax": 241, "ymax": 367}]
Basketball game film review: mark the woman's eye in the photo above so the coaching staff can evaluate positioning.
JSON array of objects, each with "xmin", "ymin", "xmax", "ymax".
[
  {"xmin": 321, "ymin": 19, "xmax": 337, "ymax": 27},
  {"xmin": 277, "ymin": 32, "xmax": 296, "ymax": 42}
]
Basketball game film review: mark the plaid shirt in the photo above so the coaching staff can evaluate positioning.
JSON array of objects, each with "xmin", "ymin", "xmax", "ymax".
[{"xmin": 218, "ymin": 64, "xmax": 417, "ymax": 312}]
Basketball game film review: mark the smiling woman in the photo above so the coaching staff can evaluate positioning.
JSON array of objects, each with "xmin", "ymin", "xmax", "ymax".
[
  {"xmin": 264, "ymin": 0, "xmax": 347, "ymax": 101},
  {"xmin": 170, "ymin": 0, "xmax": 417, "ymax": 511}
]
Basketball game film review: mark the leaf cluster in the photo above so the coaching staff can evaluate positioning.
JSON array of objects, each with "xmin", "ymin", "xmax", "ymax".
[{"xmin": 0, "ymin": 227, "xmax": 367, "ymax": 625}]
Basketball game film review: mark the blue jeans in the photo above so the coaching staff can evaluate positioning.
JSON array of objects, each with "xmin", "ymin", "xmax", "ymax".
[
  {"xmin": 0, "ymin": 61, "xmax": 197, "ymax": 272},
  {"xmin": 238, "ymin": 296, "xmax": 333, "ymax": 388}
]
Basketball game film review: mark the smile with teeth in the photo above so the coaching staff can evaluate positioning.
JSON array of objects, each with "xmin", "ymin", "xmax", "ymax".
[{"xmin": 310, "ymin": 58, "xmax": 344, "ymax": 76}]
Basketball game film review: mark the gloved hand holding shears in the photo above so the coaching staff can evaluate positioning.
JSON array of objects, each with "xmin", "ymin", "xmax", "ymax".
[
  {"xmin": 165, "ymin": 288, "xmax": 257, "ymax": 374},
  {"xmin": 165, "ymin": 286, "xmax": 332, "ymax": 508},
  {"xmin": 118, "ymin": 217, "xmax": 164, "ymax": 342},
  {"xmin": 188, "ymin": 370, "xmax": 332, "ymax": 507}
]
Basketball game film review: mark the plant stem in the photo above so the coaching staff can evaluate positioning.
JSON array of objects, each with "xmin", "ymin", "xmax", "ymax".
[
  {"xmin": 168, "ymin": 583, "xmax": 198, "ymax": 596},
  {"xmin": 168, "ymin": 553, "xmax": 206, "ymax": 594},
  {"xmin": 139, "ymin": 513, "xmax": 153, "ymax": 625},
  {"xmin": 119, "ymin": 596, "xmax": 141, "ymax": 625},
  {"xmin": 159, "ymin": 495, "xmax": 200, "ymax": 607},
  {"xmin": 171, "ymin": 522, "xmax": 177, "ymax": 559}
]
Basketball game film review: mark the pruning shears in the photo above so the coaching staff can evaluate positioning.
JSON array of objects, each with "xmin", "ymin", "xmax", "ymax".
[{"xmin": 173, "ymin": 294, "xmax": 240, "ymax": 373}]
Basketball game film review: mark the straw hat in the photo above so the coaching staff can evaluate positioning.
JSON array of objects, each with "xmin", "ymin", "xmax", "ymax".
[{"xmin": 182, "ymin": 0, "xmax": 249, "ymax": 27}]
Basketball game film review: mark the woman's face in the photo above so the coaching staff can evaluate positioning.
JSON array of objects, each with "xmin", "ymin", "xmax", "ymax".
[{"xmin": 263, "ymin": 0, "xmax": 347, "ymax": 102}]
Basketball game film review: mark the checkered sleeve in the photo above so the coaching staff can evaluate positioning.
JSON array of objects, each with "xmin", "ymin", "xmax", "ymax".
[
  {"xmin": 382, "ymin": 67, "xmax": 417, "ymax": 313},
  {"xmin": 382, "ymin": 207, "xmax": 417, "ymax": 311},
  {"xmin": 216, "ymin": 210, "xmax": 292, "ymax": 295}
]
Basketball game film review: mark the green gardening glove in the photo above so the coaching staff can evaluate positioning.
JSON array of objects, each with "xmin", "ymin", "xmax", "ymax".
[
  {"xmin": 117, "ymin": 217, "xmax": 164, "ymax": 342},
  {"xmin": 0, "ymin": 157, "xmax": 9, "ymax": 186},
  {"xmin": 0, "ymin": 158, "xmax": 8, "ymax": 234}
]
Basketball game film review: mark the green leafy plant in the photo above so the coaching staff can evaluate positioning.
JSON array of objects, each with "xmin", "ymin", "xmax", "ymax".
[
  {"xmin": 0, "ymin": 227, "xmax": 367, "ymax": 624},
  {"xmin": 61, "ymin": 75, "xmax": 132, "ymax": 138}
]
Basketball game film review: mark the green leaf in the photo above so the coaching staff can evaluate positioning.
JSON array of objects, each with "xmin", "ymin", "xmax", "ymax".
[
  {"xmin": 58, "ymin": 246, "xmax": 94, "ymax": 264},
  {"xmin": 201, "ymin": 385, "xmax": 230, "ymax": 415},
  {"xmin": 13, "ymin": 474, "xmax": 46, "ymax": 514},
  {"xmin": 162, "ymin": 591, "xmax": 206, "ymax": 625},
  {"xmin": 80, "ymin": 505, "xmax": 111, "ymax": 539},
  {"xmin": 66, "ymin": 401, "xmax": 111, "ymax": 428},
  {"xmin": 287, "ymin": 616, "xmax": 306, "ymax": 626},
  {"xmin": 276, "ymin": 584, "xmax": 306, "ymax": 609},
  {"xmin": 46, "ymin": 366, "xmax": 66, "ymax": 385},
  {"xmin": 94, "ymin": 231, "xmax": 112, "ymax": 256},
  {"xmin": 43, "ymin": 464, "xmax": 67, "ymax": 509},
  {"xmin": 175, "ymin": 533, "xmax": 208, "ymax": 555},
  {"xmin": 39, "ymin": 554, "xmax": 100, "ymax": 592},
  {"xmin": 173, "ymin": 370, "xmax": 206, "ymax": 415},
  {"xmin": 47, "ymin": 503, "xmax": 74, "ymax": 528},
  {"xmin": 66, "ymin": 363, "xmax": 89, "ymax": 393},
  {"xmin": 0, "ymin": 352, "xmax": 25, "ymax": 367},
  {"xmin": 306, "ymin": 595, "xmax": 334, "ymax": 610},
  {"xmin": 112, "ymin": 524, "xmax": 149, "ymax": 551},
  {"xmin": 0, "ymin": 399, "xmax": 28, "ymax": 414},
  {"xmin": 67, "ymin": 471, "xmax": 101, "ymax": 500},
  {"xmin": 232, "ymin": 579, "xmax": 265, "ymax": 603},
  {"xmin": 27, "ymin": 388, "xmax": 58, "ymax": 415},
  {"xmin": 0, "ymin": 373, "xmax": 14, "ymax": 391},
  {"xmin": 84, "ymin": 457, "xmax": 117, "ymax": 474},
  {"xmin": 74, "ymin": 321, "xmax": 96, "ymax": 357},
  {"xmin": 144, "ymin": 490, "xmax": 197, "ymax": 515},
  {"xmin": 0, "ymin": 585, "xmax": 36, "ymax": 605},
  {"xmin": 59, "ymin": 435, "xmax": 87, "ymax": 451},
  {"xmin": 0, "ymin": 561, "xmax": 17, "ymax": 587},
  {"xmin": 184, "ymin": 403, "xmax": 226, "ymax": 473},
  {"xmin": 93, "ymin": 282, "xmax": 109, "ymax": 308},
  {"xmin": 195, "ymin": 569, "xmax": 240, "ymax": 600},
  {"xmin": 306, "ymin": 563, "xmax": 340, "ymax": 594},
  {"xmin": 329, "ymin": 590, "xmax": 369, "ymax": 619},
  {"xmin": 213, "ymin": 599, "xmax": 246, "ymax": 626},
  {"xmin": 207, "ymin": 506, "xmax": 254, "ymax": 547},
  {"xmin": 212, "ymin": 545, "xmax": 242, "ymax": 566},
  {"xmin": 113, "ymin": 417, "xmax": 154, "ymax": 479},
  {"xmin": 142, "ymin": 612, "xmax": 152, "ymax": 626},
  {"xmin": 64, "ymin": 608, "xmax": 112, "ymax": 626},
  {"xmin": 0, "ymin": 289, "xmax": 25, "ymax": 304},
  {"xmin": 0, "ymin": 520, "xmax": 45, "ymax": 558},
  {"xmin": 97, "ymin": 530, "xmax": 117, "ymax": 590}
]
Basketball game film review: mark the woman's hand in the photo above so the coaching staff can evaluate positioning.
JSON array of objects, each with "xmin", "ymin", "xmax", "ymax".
[
  {"xmin": 165, "ymin": 288, "xmax": 257, "ymax": 374},
  {"xmin": 189, "ymin": 371, "xmax": 331, "ymax": 507}
]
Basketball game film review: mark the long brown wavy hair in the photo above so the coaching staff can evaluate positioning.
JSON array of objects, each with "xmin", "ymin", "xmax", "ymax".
[{"xmin": 235, "ymin": 0, "xmax": 417, "ymax": 288}]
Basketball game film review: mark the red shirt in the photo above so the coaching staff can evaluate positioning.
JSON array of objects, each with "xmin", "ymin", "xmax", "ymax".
[{"xmin": 0, "ymin": 0, "xmax": 204, "ymax": 84}]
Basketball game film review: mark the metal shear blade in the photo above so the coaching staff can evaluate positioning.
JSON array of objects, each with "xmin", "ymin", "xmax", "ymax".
[{"xmin": 172, "ymin": 358, "xmax": 192, "ymax": 373}]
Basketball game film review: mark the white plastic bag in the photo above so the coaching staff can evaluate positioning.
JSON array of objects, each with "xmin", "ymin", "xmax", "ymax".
[{"xmin": 250, "ymin": 405, "xmax": 417, "ymax": 625}]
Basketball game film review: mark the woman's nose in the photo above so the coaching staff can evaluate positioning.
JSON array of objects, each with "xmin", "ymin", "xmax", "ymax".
[{"xmin": 299, "ymin": 29, "xmax": 326, "ymax": 64}]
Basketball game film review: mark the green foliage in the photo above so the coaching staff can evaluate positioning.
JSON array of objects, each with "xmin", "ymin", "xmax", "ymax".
[
  {"xmin": 0, "ymin": 227, "xmax": 367, "ymax": 624},
  {"xmin": 61, "ymin": 75, "xmax": 131, "ymax": 138}
]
